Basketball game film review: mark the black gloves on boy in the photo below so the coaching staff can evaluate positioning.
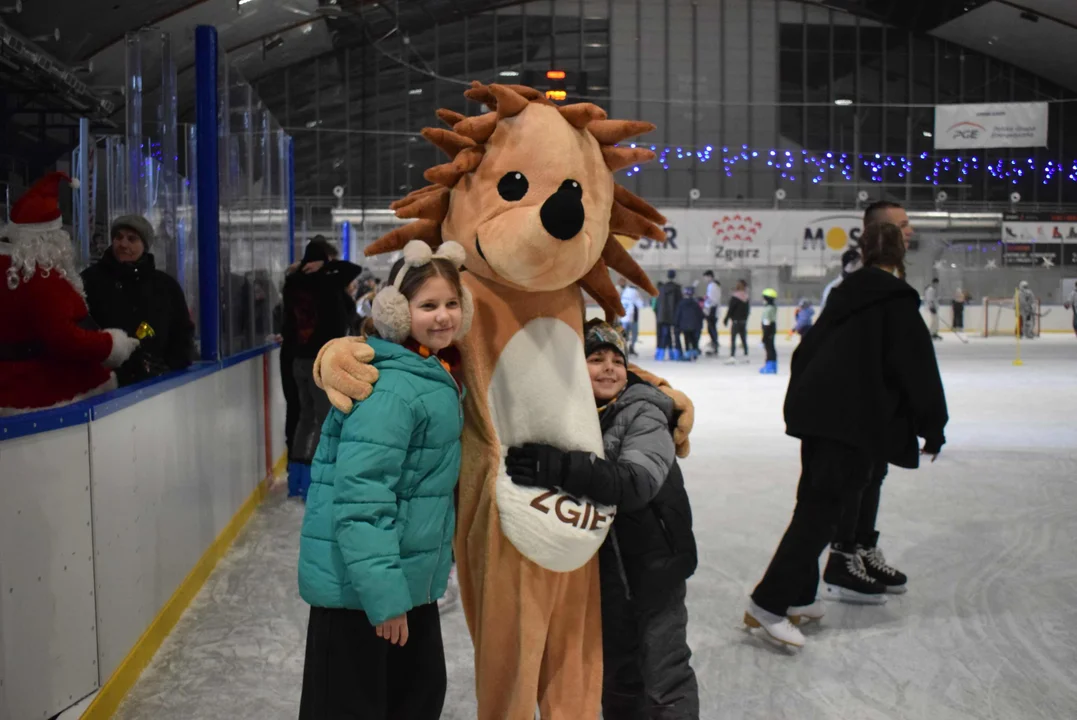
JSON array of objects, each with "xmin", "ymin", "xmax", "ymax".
[{"xmin": 506, "ymin": 443, "xmax": 621, "ymax": 507}]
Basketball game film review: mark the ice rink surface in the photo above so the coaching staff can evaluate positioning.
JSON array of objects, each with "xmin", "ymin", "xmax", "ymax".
[{"xmin": 114, "ymin": 333, "xmax": 1077, "ymax": 720}]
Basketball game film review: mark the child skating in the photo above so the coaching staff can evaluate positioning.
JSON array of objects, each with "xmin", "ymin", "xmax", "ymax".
[
  {"xmin": 760, "ymin": 288, "xmax": 778, "ymax": 374},
  {"xmin": 506, "ymin": 321, "xmax": 699, "ymax": 718},
  {"xmin": 297, "ymin": 241, "xmax": 470, "ymax": 718},
  {"xmin": 676, "ymin": 286, "xmax": 706, "ymax": 361}
]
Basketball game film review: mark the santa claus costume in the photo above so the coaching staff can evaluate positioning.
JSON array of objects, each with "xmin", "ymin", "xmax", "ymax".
[{"xmin": 0, "ymin": 172, "xmax": 138, "ymax": 416}]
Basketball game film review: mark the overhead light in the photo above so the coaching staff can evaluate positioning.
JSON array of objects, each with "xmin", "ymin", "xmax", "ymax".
[
  {"xmin": 546, "ymin": 70, "xmax": 566, "ymax": 80},
  {"xmin": 302, "ymin": 23, "xmax": 314, "ymax": 34},
  {"xmin": 238, "ymin": 0, "xmax": 254, "ymax": 5},
  {"xmin": 546, "ymin": 89, "xmax": 567, "ymax": 101},
  {"xmin": 923, "ymin": 130, "xmax": 933, "ymax": 138},
  {"xmin": 499, "ymin": 70, "xmax": 519, "ymax": 77},
  {"xmin": 305, "ymin": 119, "xmax": 321, "ymax": 128},
  {"xmin": 834, "ymin": 98, "xmax": 853, "ymax": 106},
  {"xmin": 408, "ymin": 88, "xmax": 422, "ymax": 95}
]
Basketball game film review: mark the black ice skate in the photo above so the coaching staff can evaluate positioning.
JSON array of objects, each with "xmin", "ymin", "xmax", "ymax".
[
  {"xmin": 859, "ymin": 544, "xmax": 908, "ymax": 594},
  {"xmin": 823, "ymin": 551, "xmax": 887, "ymax": 604}
]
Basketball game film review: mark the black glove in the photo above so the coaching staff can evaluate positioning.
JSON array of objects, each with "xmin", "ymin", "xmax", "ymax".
[{"xmin": 506, "ymin": 443, "xmax": 568, "ymax": 491}]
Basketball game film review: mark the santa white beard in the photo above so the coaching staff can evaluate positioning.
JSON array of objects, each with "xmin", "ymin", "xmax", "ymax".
[{"xmin": 4, "ymin": 228, "xmax": 84, "ymax": 294}]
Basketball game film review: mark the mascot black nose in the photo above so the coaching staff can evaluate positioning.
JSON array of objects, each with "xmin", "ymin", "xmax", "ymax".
[{"xmin": 540, "ymin": 180, "xmax": 585, "ymax": 241}]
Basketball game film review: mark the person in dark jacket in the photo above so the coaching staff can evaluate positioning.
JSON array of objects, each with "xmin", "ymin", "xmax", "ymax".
[
  {"xmin": 722, "ymin": 278, "xmax": 750, "ymax": 363},
  {"xmin": 744, "ymin": 222, "xmax": 948, "ymax": 649},
  {"xmin": 277, "ymin": 239, "xmax": 338, "ymax": 492},
  {"xmin": 654, "ymin": 269, "xmax": 682, "ymax": 361},
  {"xmin": 507, "ymin": 320, "xmax": 698, "ymax": 720},
  {"xmin": 675, "ymin": 286, "xmax": 705, "ymax": 361},
  {"xmin": 81, "ymin": 215, "xmax": 195, "ymax": 387},
  {"xmin": 281, "ymin": 237, "xmax": 362, "ymax": 498}
]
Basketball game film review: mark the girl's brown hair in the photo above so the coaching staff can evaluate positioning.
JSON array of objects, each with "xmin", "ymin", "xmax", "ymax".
[
  {"xmin": 858, "ymin": 222, "xmax": 907, "ymax": 279},
  {"xmin": 362, "ymin": 257, "xmax": 465, "ymax": 337}
]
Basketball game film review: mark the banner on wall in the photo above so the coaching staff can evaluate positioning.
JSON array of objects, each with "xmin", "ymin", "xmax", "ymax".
[
  {"xmin": 629, "ymin": 209, "xmax": 864, "ymax": 275},
  {"xmin": 1002, "ymin": 211, "xmax": 1077, "ymax": 267},
  {"xmin": 934, "ymin": 102, "xmax": 1048, "ymax": 150}
]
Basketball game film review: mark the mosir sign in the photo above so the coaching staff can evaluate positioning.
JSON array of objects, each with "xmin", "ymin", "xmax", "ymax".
[{"xmin": 934, "ymin": 102, "xmax": 1048, "ymax": 150}]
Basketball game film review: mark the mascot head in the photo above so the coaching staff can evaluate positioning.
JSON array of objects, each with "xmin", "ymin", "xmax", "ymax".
[{"xmin": 366, "ymin": 82, "xmax": 664, "ymax": 316}]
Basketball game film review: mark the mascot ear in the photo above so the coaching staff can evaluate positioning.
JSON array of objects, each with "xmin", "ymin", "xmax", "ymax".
[{"xmin": 371, "ymin": 286, "xmax": 411, "ymax": 343}]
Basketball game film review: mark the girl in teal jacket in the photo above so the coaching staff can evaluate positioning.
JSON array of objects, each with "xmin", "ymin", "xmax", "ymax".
[{"xmin": 297, "ymin": 240, "xmax": 472, "ymax": 720}]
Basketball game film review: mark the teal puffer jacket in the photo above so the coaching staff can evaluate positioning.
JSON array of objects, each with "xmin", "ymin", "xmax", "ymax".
[{"xmin": 298, "ymin": 337, "xmax": 462, "ymax": 625}]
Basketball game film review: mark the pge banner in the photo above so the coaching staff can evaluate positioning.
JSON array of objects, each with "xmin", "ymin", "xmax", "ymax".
[
  {"xmin": 628, "ymin": 209, "xmax": 864, "ymax": 275},
  {"xmin": 934, "ymin": 102, "xmax": 1048, "ymax": 150},
  {"xmin": 1002, "ymin": 211, "xmax": 1077, "ymax": 267}
]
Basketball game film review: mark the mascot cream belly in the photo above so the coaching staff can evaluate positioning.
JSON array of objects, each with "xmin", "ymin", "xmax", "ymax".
[
  {"xmin": 490, "ymin": 317, "xmax": 614, "ymax": 573},
  {"xmin": 314, "ymin": 82, "xmax": 693, "ymax": 720}
]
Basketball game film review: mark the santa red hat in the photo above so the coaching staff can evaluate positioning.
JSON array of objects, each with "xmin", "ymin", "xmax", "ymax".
[{"xmin": 6, "ymin": 171, "xmax": 79, "ymax": 236}]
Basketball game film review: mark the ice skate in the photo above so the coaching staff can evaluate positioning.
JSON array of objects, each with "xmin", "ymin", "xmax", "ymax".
[
  {"xmin": 724, "ymin": 356, "xmax": 737, "ymax": 365},
  {"xmin": 787, "ymin": 599, "xmax": 826, "ymax": 626},
  {"xmin": 744, "ymin": 600, "xmax": 805, "ymax": 648},
  {"xmin": 823, "ymin": 550, "xmax": 888, "ymax": 604},
  {"xmin": 859, "ymin": 544, "xmax": 908, "ymax": 594}
]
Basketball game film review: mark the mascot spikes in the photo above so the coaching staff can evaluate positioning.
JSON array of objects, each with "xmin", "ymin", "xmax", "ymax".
[{"xmin": 316, "ymin": 82, "xmax": 691, "ymax": 720}]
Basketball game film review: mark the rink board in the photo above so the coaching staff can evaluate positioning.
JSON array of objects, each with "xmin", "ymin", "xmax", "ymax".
[
  {"xmin": 0, "ymin": 425, "xmax": 100, "ymax": 720},
  {"xmin": 0, "ymin": 347, "xmax": 285, "ymax": 720}
]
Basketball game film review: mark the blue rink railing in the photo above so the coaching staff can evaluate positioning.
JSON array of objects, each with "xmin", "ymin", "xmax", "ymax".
[{"xmin": 0, "ymin": 344, "xmax": 286, "ymax": 720}]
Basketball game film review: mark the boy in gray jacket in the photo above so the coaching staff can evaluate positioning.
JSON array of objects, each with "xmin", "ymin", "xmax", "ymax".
[{"xmin": 507, "ymin": 321, "xmax": 698, "ymax": 719}]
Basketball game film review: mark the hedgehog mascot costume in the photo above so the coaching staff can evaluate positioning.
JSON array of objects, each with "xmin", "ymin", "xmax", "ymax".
[{"xmin": 312, "ymin": 82, "xmax": 694, "ymax": 719}]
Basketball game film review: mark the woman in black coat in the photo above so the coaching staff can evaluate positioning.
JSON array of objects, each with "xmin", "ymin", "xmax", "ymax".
[{"xmin": 744, "ymin": 222, "xmax": 948, "ymax": 648}]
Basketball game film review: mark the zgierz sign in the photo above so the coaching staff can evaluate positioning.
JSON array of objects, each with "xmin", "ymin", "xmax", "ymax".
[{"xmin": 934, "ymin": 102, "xmax": 1048, "ymax": 150}]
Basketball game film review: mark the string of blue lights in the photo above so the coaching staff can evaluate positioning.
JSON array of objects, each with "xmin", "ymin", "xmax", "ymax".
[{"xmin": 620, "ymin": 144, "xmax": 1077, "ymax": 185}]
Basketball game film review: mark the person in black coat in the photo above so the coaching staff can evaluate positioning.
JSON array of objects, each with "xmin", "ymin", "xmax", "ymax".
[
  {"xmin": 722, "ymin": 279, "xmax": 750, "ymax": 362},
  {"xmin": 281, "ymin": 237, "xmax": 362, "ymax": 498},
  {"xmin": 81, "ymin": 215, "xmax": 195, "ymax": 387},
  {"xmin": 654, "ymin": 269, "xmax": 682, "ymax": 361},
  {"xmin": 675, "ymin": 286, "xmax": 705, "ymax": 361},
  {"xmin": 744, "ymin": 222, "xmax": 948, "ymax": 648}
]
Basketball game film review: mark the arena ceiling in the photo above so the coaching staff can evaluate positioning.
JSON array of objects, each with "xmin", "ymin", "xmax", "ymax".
[{"xmin": 2, "ymin": 0, "xmax": 1075, "ymax": 177}]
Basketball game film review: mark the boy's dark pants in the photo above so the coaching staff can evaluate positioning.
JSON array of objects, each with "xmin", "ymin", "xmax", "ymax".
[
  {"xmin": 751, "ymin": 438, "xmax": 873, "ymax": 616},
  {"xmin": 299, "ymin": 603, "xmax": 446, "ymax": 720},
  {"xmin": 682, "ymin": 330, "xmax": 700, "ymax": 353},
  {"xmin": 600, "ymin": 548, "xmax": 699, "ymax": 720},
  {"xmin": 706, "ymin": 307, "xmax": 719, "ymax": 349},
  {"xmin": 762, "ymin": 324, "xmax": 777, "ymax": 362}
]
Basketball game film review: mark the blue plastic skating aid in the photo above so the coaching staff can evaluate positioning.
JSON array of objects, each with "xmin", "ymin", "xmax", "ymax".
[
  {"xmin": 655, "ymin": 348, "xmax": 666, "ymax": 361},
  {"xmin": 287, "ymin": 462, "xmax": 302, "ymax": 498},
  {"xmin": 671, "ymin": 349, "xmax": 682, "ymax": 361},
  {"xmin": 298, "ymin": 464, "xmax": 313, "ymax": 499}
]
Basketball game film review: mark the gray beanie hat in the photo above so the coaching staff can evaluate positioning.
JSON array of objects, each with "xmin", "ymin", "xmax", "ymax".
[{"xmin": 111, "ymin": 214, "xmax": 155, "ymax": 248}]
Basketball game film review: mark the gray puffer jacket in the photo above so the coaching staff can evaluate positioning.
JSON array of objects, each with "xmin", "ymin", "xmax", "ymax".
[{"xmin": 599, "ymin": 374, "xmax": 697, "ymax": 598}]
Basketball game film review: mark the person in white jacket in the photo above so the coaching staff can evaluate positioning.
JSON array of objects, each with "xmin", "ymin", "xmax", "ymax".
[
  {"xmin": 1067, "ymin": 285, "xmax": 1077, "ymax": 338},
  {"xmin": 702, "ymin": 270, "xmax": 721, "ymax": 355},
  {"xmin": 618, "ymin": 278, "xmax": 645, "ymax": 357}
]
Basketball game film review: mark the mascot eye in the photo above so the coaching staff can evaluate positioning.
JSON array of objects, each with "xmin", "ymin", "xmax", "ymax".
[
  {"xmin": 498, "ymin": 172, "xmax": 529, "ymax": 202},
  {"xmin": 560, "ymin": 179, "xmax": 583, "ymax": 198}
]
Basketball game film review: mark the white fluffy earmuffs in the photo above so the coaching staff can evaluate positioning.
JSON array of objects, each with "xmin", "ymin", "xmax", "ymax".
[{"xmin": 370, "ymin": 240, "xmax": 474, "ymax": 344}]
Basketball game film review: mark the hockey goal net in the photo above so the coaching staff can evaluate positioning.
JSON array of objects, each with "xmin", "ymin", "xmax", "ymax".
[{"xmin": 982, "ymin": 296, "xmax": 1041, "ymax": 338}]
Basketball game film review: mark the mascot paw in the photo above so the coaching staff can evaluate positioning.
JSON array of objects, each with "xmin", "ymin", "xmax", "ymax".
[
  {"xmin": 659, "ymin": 385, "xmax": 694, "ymax": 459},
  {"xmin": 313, "ymin": 336, "xmax": 379, "ymax": 413}
]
